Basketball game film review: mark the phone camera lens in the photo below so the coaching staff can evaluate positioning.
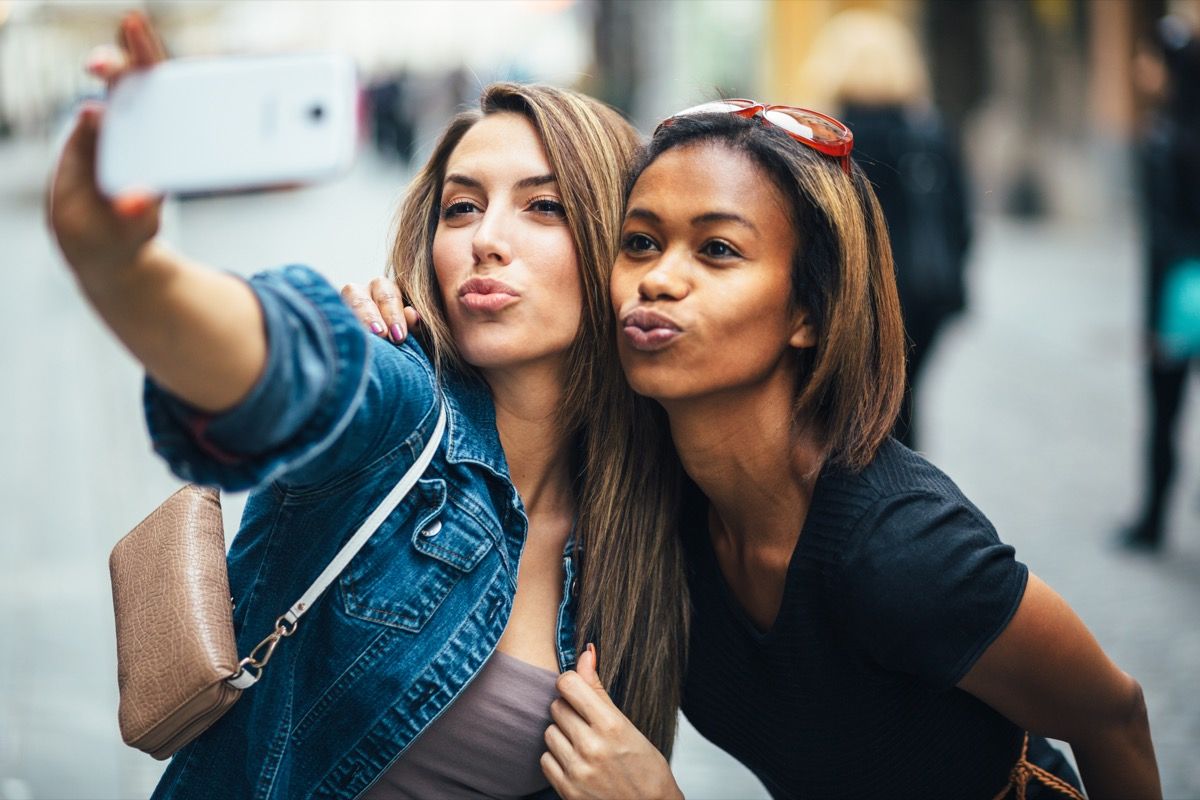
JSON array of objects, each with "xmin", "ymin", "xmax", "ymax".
[{"xmin": 308, "ymin": 104, "xmax": 325, "ymax": 123}]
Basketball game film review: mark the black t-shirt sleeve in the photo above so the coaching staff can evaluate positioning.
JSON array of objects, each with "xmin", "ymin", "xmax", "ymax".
[{"xmin": 836, "ymin": 490, "xmax": 1029, "ymax": 690}]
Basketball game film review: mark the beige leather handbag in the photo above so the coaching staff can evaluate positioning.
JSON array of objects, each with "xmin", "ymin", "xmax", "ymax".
[
  {"xmin": 109, "ymin": 404, "xmax": 446, "ymax": 760},
  {"xmin": 109, "ymin": 485, "xmax": 242, "ymax": 759}
]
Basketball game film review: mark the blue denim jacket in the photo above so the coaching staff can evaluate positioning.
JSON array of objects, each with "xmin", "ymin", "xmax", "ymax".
[{"xmin": 144, "ymin": 265, "xmax": 577, "ymax": 800}]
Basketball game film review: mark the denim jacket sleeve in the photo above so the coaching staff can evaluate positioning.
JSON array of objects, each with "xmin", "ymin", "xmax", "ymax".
[{"xmin": 143, "ymin": 264, "xmax": 439, "ymax": 491}]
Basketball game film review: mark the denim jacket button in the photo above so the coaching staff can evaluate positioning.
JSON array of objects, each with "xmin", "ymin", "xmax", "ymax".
[{"xmin": 419, "ymin": 520, "xmax": 443, "ymax": 538}]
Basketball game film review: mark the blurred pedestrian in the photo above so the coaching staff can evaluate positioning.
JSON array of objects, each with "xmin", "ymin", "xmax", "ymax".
[
  {"xmin": 1121, "ymin": 16, "xmax": 1200, "ymax": 551},
  {"xmin": 803, "ymin": 9, "xmax": 972, "ymax": 449}
]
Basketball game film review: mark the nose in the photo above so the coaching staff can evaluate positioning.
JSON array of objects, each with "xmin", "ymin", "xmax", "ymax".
[
  {"xmin": 637, "ymin": 248, "xmax": 689, "ymax": 302},
  {"xmin": 471, "ymin": 206, "xmax": 513, "ymax": 266}
]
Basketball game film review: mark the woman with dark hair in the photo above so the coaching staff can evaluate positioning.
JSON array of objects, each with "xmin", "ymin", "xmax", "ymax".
[
  {"xmin": 49, "ymin": 13, "xmax": 687, "ymax": 799},
  {"xmin": 539, "ymin": 104, "xmax": 1161, "ymax": 799}
]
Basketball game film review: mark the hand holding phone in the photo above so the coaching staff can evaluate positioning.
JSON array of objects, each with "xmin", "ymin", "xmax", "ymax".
[{"xmin": 49, "ymin": 12, "xmax": 165, "ymax": 279}]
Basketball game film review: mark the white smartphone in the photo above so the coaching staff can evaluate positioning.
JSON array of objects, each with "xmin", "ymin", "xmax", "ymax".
[{"xmin": 97, "ymin": 54, "xmax": 358, "ymax": 197}]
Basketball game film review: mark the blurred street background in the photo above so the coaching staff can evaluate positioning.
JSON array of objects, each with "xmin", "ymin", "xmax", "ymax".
[{"xmin": 2, "ymin": 0, "xmax": 1199, "ymax": 798}]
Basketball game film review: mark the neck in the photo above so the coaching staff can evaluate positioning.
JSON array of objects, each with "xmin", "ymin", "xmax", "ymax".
[
  {"xmin": 664, "ymin": 368, "xmax": 823, "ymax": 551},
  {"xmin": 484, "ymin": 360, "xmax": 575, "ymax": 522}
]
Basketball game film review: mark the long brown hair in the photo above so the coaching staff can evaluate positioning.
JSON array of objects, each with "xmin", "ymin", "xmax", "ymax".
[
  {"xmin": 631, "ymin": 113, "xmax": 906, "ymax": 471},
  {"xmin": 388, "ymin": 83, "xmax": 688, "ymax": 754}
]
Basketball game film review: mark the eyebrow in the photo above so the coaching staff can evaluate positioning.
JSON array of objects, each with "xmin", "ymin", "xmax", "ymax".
[
  {"xmin": 624, "ymin": 207, "xmax": 758, "ymax": 233},
  {"xmin": 443, "ymin": 173, "xmax": 557, "ymax": 191},
  {"xmin": 691, "ymin": 211, "xmax": 758, "ymax": 233}
]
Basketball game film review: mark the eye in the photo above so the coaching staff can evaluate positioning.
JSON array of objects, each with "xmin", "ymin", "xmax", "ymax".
[
  {"xmin": 700, "ymin": 239, "xmax": 741, "ymax": 259},
  {"xmin": 441, "ymin": 199, "xmax": 480, "ymax": 219},
  {"xmin": 528, "ymin": 196, "xmax": 567, "ymax": 217},
  {"xmin": 621, "ymin": 232, "xmax": 659, "ymax": 254}
]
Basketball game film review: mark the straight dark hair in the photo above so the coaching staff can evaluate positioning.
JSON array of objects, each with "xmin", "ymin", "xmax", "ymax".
[{"xmin": 628, "ymin": 113, "xmax": 906, "ymax": 470}]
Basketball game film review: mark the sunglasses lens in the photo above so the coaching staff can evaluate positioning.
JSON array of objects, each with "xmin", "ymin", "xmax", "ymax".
[
  {"xmin": 765, "ymin": 109, "xmax": 847, "ymax": 146},
  {"xmin": 763, "ymin": 110, "xmax": 815, "ymax": 140}
]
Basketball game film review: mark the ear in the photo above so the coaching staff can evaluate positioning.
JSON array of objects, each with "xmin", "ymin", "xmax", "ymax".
[{"xmin": 788, "ymin": 308, "xmax": 818, "ymax": 349}]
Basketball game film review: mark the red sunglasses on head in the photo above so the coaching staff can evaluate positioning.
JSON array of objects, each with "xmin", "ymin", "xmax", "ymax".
[{"xmin": 655, "ymin": 99, "xmax": 854, "ymax": 175}]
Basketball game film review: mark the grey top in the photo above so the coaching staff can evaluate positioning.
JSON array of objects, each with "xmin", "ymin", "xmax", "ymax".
[{"xmin": 364, "ymin": 650, "xmax": 560, "ymax": 799}]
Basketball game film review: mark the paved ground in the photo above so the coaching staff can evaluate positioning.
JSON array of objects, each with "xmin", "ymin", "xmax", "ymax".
[{"xmin": 1, "ymin": 132, "xmax": 1197, "ymax": 799}]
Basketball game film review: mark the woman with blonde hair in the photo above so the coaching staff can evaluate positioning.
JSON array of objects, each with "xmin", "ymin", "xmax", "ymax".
[{"xmin": 50, "ymin": 13, "xmax": 685, "ymax": 799}]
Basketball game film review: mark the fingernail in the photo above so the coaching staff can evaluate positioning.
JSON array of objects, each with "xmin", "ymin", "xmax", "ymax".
[
  {"xmin": 390, "ymin": 323, "xmax": 405, "ymax": 342},
  {"xmin": 587, "ymin": 643, "xmax": 596, "ymax": 658},
  {"xmin": 370, "ymin": 322, "xmax": 385, "ymax": 336},
  {"xmin": 114, "ymin": 194, "xmax": 149, "ymax": 215}
]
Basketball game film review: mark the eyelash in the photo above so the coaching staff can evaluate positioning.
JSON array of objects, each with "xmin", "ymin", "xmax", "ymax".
[
  {"xmin": 528, "ymin": 195, "xmax": 566, "ymax": 216},
  {"xmin": 620, "ymin": 234, "xmax": 743, "ymax": 262},
  {"xmin": 440, "ymin": 199, "xmax": 479, "ymax": 219},
  {"xmin": 621, "ymin": 232, "xmax": 658, "ymax": 254},
  {"xmin": 701, "ymin": 239, "xmax": 741, "ymax": 259},
  {"xmin": 440, "ymin": 196, "xmax": 566, "ymax": 219}
]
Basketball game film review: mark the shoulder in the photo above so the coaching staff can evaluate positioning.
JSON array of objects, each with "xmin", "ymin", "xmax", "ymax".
[
  {"xmin": 848, "ymin": 440, "xmax": 999, "ymax": 556},
  {"xmin": 821, "ymin": 443, "xmax": 1028, "ymax": 686},
  {"xmin": 822, "ymin": 439, "xmax": 983, "ymax": 525},
  {"xmin": 820, "ymin": 440, "xmax": 1013, "ymax": 606}
]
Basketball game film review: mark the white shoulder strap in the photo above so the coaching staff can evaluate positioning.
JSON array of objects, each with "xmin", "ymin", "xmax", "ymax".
[{"xmin": 228, "ymin": 402, "xmax": 447, "ymax": 689}]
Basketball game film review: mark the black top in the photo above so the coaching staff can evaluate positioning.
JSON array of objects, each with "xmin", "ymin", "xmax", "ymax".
[{"xmin": 680, "ymin": 439, "xmax": 1039, "ymax": 799}]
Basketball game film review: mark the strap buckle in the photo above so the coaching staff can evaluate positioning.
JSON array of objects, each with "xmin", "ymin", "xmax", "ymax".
[{"xmin": 231, "ymin": 615, "xmax": 298, "ymax": 682}]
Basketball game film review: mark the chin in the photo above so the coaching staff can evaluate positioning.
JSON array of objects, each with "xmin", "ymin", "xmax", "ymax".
[
  {"xmin": 455, "ymin": 330, "xmax": 568, "ymax": 373},
  {"xmin": 621, "ymin": 360, "xmax": 697, "ymax": 402}
]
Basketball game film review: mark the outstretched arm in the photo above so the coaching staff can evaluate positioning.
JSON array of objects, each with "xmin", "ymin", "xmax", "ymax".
[
  {"xmin": 958, "ymin": 573, "xmax": 1161, "ymax": 800},
  {"xmin": 47, "ymin": 12, "xmax": 265, "ymax": 413}
]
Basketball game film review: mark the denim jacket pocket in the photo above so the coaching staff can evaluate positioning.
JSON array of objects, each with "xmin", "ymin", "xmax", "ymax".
[{"xmin": 339, "ymin": 477, "xmax": 494, "ymax": 633}]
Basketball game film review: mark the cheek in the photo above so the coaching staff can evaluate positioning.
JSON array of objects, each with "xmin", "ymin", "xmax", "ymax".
[
  {"xmin": 430, "ymin": 226, "xmax": 459, "ymax": 287},
  {"xmin": 532, "ymin": 230, "xmax": 584, "ymax": 317},
  {"xmin": 610, "ymin": 261, "xmax": 635, "ymax": 312}
]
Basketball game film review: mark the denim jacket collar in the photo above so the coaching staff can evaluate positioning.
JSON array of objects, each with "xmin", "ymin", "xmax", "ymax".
[{"xmin": 433, "ymin": 361, "xmax": 512, "ymax": 480}]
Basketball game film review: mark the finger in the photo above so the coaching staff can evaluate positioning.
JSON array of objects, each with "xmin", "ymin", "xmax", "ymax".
[
  {"xmin": 556, "ymin": 670, "xmax": 614, "ymax": 726},
  {"xmin": 403, "ymin": 306, "xmax": 422, "ymax": 331},
  {"xmin": 368, "ymin": 276, "xmax": 407, "ymax": 342},
  {"xmin": 549, "ymin": 697, "xmax": 593, "ymax": 745},
  {"xmin": 120, "ymin": 12, "xmax": 167, "ymax": 68},
  {"xmin": 60, "ymin": 104, "xmax": 102, "ymax": 186},
  {"xmin": 341, "ymin": 283, "xmax": 388, "ymax": 337},
  {"xmin": 50, "ymin": 104, "xmax": 104, "ymax": 222},
  {"xmin": 112, "ymin": 191, "xmax": 159, "ymax": 218},
  {"xmin": 539, "ymin": 751, "xmax": 572, "ymax": 799},
  {"xmin": 543, "ymin": 723, "xmax": 581, "ymax": 775},
  {"xmin": 577, "ymin": 642, "xmax": 604, "ymax": 691}
]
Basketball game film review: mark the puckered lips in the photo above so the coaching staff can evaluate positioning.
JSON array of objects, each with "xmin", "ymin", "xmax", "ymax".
[
  {"xmin": 621, "ymin": 307, "xmax": 683, "ymax": 352},
  {"xmin": 459, "ymin": 277, "xmax": 520, "ymax": 312}
]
